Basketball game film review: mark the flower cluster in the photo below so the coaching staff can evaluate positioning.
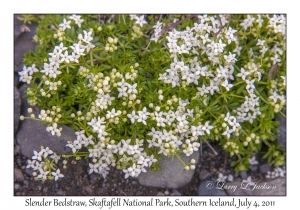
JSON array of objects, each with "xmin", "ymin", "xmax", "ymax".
[
  {"xmin": 21, "ymin": 14, "xmax": 286, "ymax": 181},
  {"xmin": 26, "ymin": 146, "xmax": 64, "ymax": 181}
]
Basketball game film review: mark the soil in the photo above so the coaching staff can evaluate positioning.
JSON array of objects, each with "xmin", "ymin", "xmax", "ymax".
[{"xmin": 14, "ymin": 140, "xmax": 269, "ymax": 196}]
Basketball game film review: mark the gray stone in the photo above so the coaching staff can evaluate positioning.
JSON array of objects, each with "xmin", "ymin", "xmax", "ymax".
[
  {"xmin": 14, "ymin": 15, "xmax": 38, "ymax": 72},
  {"xmin": 18, "ymin": 84, "xmax": 40, "ymax": 117},
  {"xmin": 224, "ymin": 178, "xmax": 254, "ymax": 196},
  {"xmin": 156, "ymin": 192, "xmax": 165, "ymax": 196},
  {"xmin": 25, "ymin": 168, "xmax": 34, "ymax": 176},
  {"xmin": 14, "ymin": 168, "xmax": 24, "ymax": 182},
  {"xmin": 14, "ymin": 144, "xmax": 21, "ymax": 155},
  {"xmin": 23, "ymin": 180, "xmax": 29, "ymax": 186},
  {"xmin": 199, "ymin": 169, "xmax": 212, "ymax": 181},
  {"xmin": 17, "ymin": 120, "xmax": 76, "ymax": 158},
  {"xmin": 225, "ymin": 177, "xmax": 286, "ymax": 196},
  {"xmin": 14, "ymin": 15, "xmax": 25, "ymax": 41},
  {"xmin": 240, "ymin": 171, "xmax": 248, "ymax": 179},
  {"xmin": 170, "ymin": 190, "xmax": 181, "ymax": 196},
  {"xmin": 138, "ymin": 151, "xmax": 199, "ymax": 189},
  {"xmin": 16, "ymin": 85, "xmax": 76, "ymax": 158},
  {"xmin": 198, "ymin": 181, "xmax": 228, "ymax": 196},
  {"xmin": 250, "ymin": 165, "xmax": 258, "ymax": 172},
  {"xmin": 82, "ymin": 185, "xmax": 93, "ymax": 195},
  {"xmin": 14, "ymin": 183, "xmax": 21, "ymax": 191},
  {"xmin": 259, "ymin": 163, "xmax": 271, "ymax": 174},
  {"xmin": 14, "ymin": 87, "xmax": 21, "ymax": 133},
  {"xmin": 14, "ymin": 72, "xmax": 20, "ymax": 88},
  {"xmin": 276, "ymin": 113, "xmax": 286, "ymax": 149},
  {"xmin": 135, "ymin": 191, "xmax": 143, "ymax": 196},
  {"xmin": 89, "ymin": 174, "xmax": 98, "ymax": 181},
  {"xmin": 251, "ymin": 177, "xmax": 286, "ymax": 196},
  {"xmin": 56, "ymin": 190, "xmax": 66, "ymax": 196}
]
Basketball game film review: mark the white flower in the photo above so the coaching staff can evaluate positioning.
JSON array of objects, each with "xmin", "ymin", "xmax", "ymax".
[
  {"xmin": 256, "ymin": 39, "xmax": 265, "ymax": 46},
  {"xmin": 32, "ymin": 150, "xmax": 43, "ymax": 161},
  {"xmin": 89, "ymin": 163, "xmax": 99, "ymax": 174},
  {"xmin": 240, "ymin": 15, "xmax": 255, "ymax": 30},
  {"xmin": 127, "ymin": 83, "xmax": 138, "ymax": 94},
  {"xmin": 82, "ymin": 30, "xmax": 93, "ymax": 43},
  {"xmin": 42, "ymin": 147, "xmax": 53, "ymax": 158},
  {"xmin": 117, "ymin": 86, "xmax": 128, "ymax": 98},
  {"xmin": 134, "ymin": 15, "xmax": 147, "ymax": 27},
  {"xmin": 50, "ymin": 153, "xmax": 61, "ymax": 164},
  {"xmin": 217, "ymin": 173, "xmax": 227, "ymax": 182},
  {"xmin": 127, "ymin": 110, "xmax": 138, "ymax": 123},
  {"xmin": 236, "ymin": 68, "xmax": 250, "ymax": 81},
  {"xmin": 37, "ymin": 169, "xmax": 49, "ymax": 180},
  {"xmin": 243, "ymin": 176, "xmax": 255, "ymax": 186},
  {"xmin": 202, "ymin": 121, "xmax": 213, "ymax": 134},
  {"xmin": 248, "ymin": 156, "xmax": 259, "ymax": 165},
  {"xmin": 69, "ymin": 14, "xmax": 84, "ymax": 27},
  {"xmin": 59, "ymin": 18, "xmax": 71, "ymax": 31},
  {"xmin": 26, "ymin": 160, "xmax": 36, "ymax": 169},
  {"xmin": 221, "ymin": 80, "xmax": 233, "ymax": 91},
  {"xmin": 51, "ymin": 169, "xmax": 64, "ymax": 181}
]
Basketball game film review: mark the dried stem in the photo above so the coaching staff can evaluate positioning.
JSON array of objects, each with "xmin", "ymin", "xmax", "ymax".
[
  {"xmin": 214, "ymin": 15, "xmax": 223, "ymax": 38},
  {"xmin": 158, "ymin": 14, "xmax": 198, "ymax": 37},
  {"xmin": 205, "ymin": 140, "xmax": 218, "ymax": 156}
]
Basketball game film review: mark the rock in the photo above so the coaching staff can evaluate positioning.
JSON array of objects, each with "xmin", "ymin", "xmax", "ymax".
[
  {"xmin": 224, "ymin": 178, "xmax": 254, "ymax": 196},
  {"xmin": 82, "ymin": 185, "xmax": 93, "ymax": 195},
  {"xmin": 16, "ymin": 85, "xmax": 76, "ymax": 158},
  {"xmin": 56, "ymin": 190, "xmax": 66, "ymax": 196},
  {"xmin": 135, "ymin": 191, "xmax": 143, "ymax": 196},
  {"xmin": 14, "ymin": 144, "xmax": 21, "ymax": 155},
  {"xmin": 14, "ymin": 87, "xmax": 21, "ymax": 133},
  {"xmin": 251, "ymin": 177, "xmax": 286, "ymax": 196},
  {"xmin": 164, "ymin": 190, "xmax": 170, "ymax": 195},
  {"xmin": 276, "ymin": 113, "xmax": 286, "ymax": 149},
  {"xmin": 89, "ymin": 174, "xmax": 97, "ymax": 181},
  {"xmin": 138, "ymin": 151, "xmax": 199, "ymax": 189},
  {"xmin": 225, "ymin": 177, "xmax": 286, "ymax": 196},
  {"xmin": 199, "ymin": 169, "xmax": 212, "ymax": 181},
  {"xmin": 14, "ymin": 72, "xmax": 20, "ymax": 88},
  {"xmin": 14, "ymin": 168, "xmax": 24, "ymax": 182},
  {"xmin": 198, "ymin": 181, "xmax": 228, "ymax": 196},
  {"xmin": 14, "ymin": 183, "xmax": 21, "ymax": 191},
  {"xmin": 259, "ymin": 163, "xmax": 271, "ymax": 174},
  {"xmin": 17, "ymin": 117, "xmax": 76, "ymax": 158},
  {"xmin": 240, "ymin": 171, "xmax": 248, "ymax": 180},
  {"xmin": 170, "ymin": 190, "xmax": 181, "ymax": 196},
  {"xmin": 23, "ymin": 180, "xmax": 29, "ymax": 186},
  {"xmin": 156, "ymin": 192, "xmax": 165, "ymax": 196},
  {"xmin": 250, "ymin": 165, "xmax": 258, "ymax": 172},
  {"xmin": 14, "ymin": 15, "xmax": 38, "ymax": 72},
  {"xmin": 18, "ymin": 84, "xmax": 40, "ymax": 117},
  {"xmin": 25, "ymin": 168, "xmax": 34, "ymax": 176}
]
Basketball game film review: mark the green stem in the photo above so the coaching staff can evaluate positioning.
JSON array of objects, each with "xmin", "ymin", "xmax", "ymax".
[
  {"xmin": 63, "ymin": 152, "xmax": 89, "ymax": 158},
  {"xmin": 233, "ymin": 81, "xmax": 245, "ymax": 87},
  {"xmin": 254, "ymin": 89, "xmax": 269, "ymax": 104},
  {"xmin": 92, "ymin": 47, "xmax": 104, "ymax": 53},
  {"xmin": 262, "ymin": 139, "xmax": 271, "ymax": 147},
  {"xmin": 174, "ymin": 153, "xmax": 187, "ymax": 167},
  {"xmin": 90, "ymin": 51, "xmax": 94, "ymax": 66},
  {"xmin": 280, "ymin": 111, "xmax": 286, "ymax": 118},
  {"xmin": 208, "ymin": 110, "xmax": 218, "ymax": 120},
  {"xmin": 257, "ymin": 81, "xmax": 268, "ymax": 85},
  {"xmin": 64, "ymin": 38, "xmax": 74, "ymax": 43},
  {"xmin": 228, "ymin": 94, "xmax": 245, "ymax": 99}
]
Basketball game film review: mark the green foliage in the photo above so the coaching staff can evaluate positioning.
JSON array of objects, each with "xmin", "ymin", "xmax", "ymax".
[{"xmin": 21, "ymin": 14, "xmax": 286, "ymax": 178}]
